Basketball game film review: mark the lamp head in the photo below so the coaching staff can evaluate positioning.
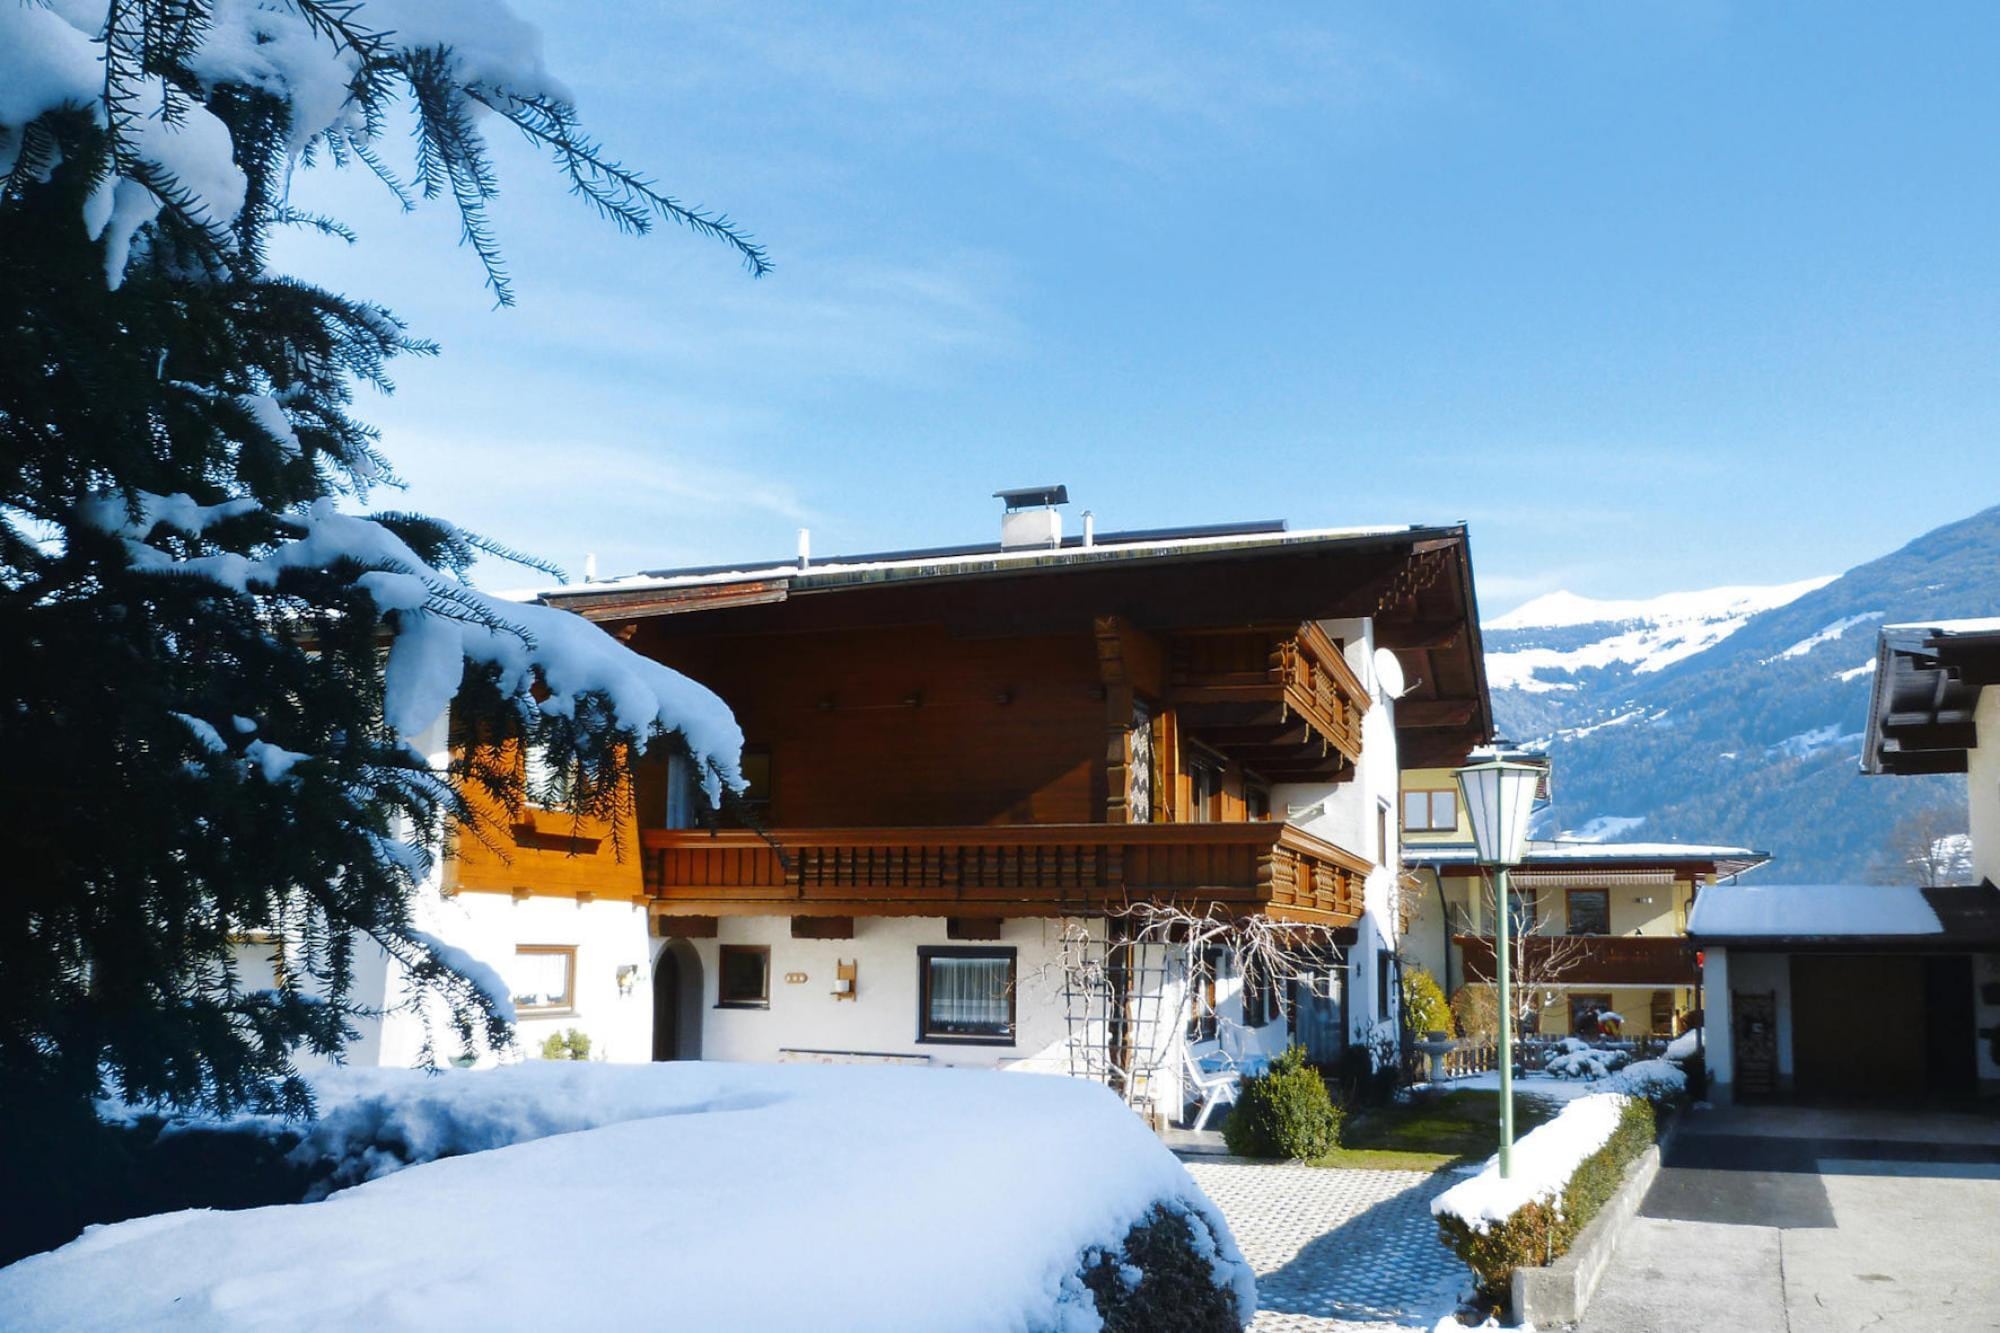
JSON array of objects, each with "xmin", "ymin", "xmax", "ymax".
[{"xmin": 1454, "ymin": 757, "xmax": 1544, "ymax": 867}]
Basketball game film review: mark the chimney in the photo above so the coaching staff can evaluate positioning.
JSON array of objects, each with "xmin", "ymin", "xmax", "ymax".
[{"xmin": 993, "ymin": 485, "xmax": 1068, "ymax": 550}]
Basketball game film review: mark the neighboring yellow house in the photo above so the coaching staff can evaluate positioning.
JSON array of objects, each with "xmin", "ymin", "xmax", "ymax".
[{"xmin": 1399, "ymin": 765, "xmax": 1768, "ymax": 1037}]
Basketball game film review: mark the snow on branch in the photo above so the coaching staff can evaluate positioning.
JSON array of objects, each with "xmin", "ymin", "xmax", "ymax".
[{"xmin": 1, "ymin": 0, "xmax": 767, "ymax": 294}]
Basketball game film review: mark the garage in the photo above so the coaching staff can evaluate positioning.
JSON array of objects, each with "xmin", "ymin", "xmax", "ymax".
[
  {"xmin": 1789, "ymin": 953, "xmax": 1975, "ymax": 1101},
  {"xmin": 1691, "ymin": 883, "xmax": 2000, "ymax": 1106}
]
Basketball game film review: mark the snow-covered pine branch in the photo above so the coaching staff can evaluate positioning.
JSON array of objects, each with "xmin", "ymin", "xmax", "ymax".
[{"xmin": 0, "ymin": 0, "xmax": 762, "ymax": 1122}]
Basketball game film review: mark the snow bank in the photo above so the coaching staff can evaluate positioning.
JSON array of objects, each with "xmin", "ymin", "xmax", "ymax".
[
  {"xmin": 1686, "ymin": 882, "xmax": 1941, "ymax": 938},
  {"xmin": 9, "ymin": 1063, "xmax": 1255, "ymax": 1331},
  {"xmin": 1430, "ymin": 1094, "xmax": 1631, "ymax": 1233}
]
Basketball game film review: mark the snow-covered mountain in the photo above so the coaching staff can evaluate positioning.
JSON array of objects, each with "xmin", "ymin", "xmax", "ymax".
[
  {"xmin": 1483, "ymin": 505, "xmax": 2000, "ymax": 880},
  {"xmin": 1486, "ymin": 577, "xmax": 1834, "ymax": 694}
]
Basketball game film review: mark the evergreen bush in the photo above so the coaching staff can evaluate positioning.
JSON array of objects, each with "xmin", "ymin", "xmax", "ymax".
[
  {"xmin": 1222, "ymin": 1046, "xmax": 1343, "ymax": 1159},
  {"xmin": 539, "ymin": 1029, "xmax": 593, "ymax": 1061},
  {"xmin": 1436, "ymin": 1097, "xmax": 1656, "ymax": 1307},
  {"xmin": 1401, "ymin": 965, "xmax": 1452, "ymax": 1035},
  {"xmin": 1078, "ymin": 1204, "xmax": 1248, "ymax": 1331}
]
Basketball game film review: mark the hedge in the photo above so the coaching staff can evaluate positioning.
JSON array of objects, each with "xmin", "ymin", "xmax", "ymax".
[{"xmin": 1435, "ymin": 1096, "xmax": 1656, "ymax": 1307}]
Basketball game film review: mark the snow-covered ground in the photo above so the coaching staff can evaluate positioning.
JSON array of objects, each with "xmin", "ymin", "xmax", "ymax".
[{"xmin": 9, "ymin": 1063, "xmax": 1254, "ymax": 1331}]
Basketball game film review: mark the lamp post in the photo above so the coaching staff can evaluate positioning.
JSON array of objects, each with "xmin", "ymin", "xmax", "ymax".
[{"xmin": 1455, "ymin": 755, "xmax": 1542, "ymax": 1179}]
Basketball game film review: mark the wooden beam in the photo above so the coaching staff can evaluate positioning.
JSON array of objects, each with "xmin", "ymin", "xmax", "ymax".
[
  {"xmin": 946, "ymin": 916, "xmax": 1005, "ymax": 940},
  {"xmin": 791, "ymin": 915, "xmax": 855, "ymax": 939},
  {"xmin": 1373, "ymin": 620, "xmax": 1463, "ymax": 651},
  {"xmin": 653, "ymin": 914, "xmax": 719, "ymax": 938},
  {"xmin": 1395, "ymin": 698, "xmax": 1479, "ymax": 728}
]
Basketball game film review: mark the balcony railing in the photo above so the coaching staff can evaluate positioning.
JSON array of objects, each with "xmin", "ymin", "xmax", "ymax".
[
  {"xmin": 642, "ymin": 821, "xmax": 1372, "ymax": 924},
  {"xmin": 1167, "ymin": 621, "xmax": 1369, "ymax": 779},
  {"xmin": 1452, "ymin": 934, "xmax": 1697, "ymax": 987}
]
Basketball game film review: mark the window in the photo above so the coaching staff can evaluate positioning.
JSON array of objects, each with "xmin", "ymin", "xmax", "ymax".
[
  {"xmin": 717, "ymin": 945, "xmax": 770, "ymax": 1008},
  {"xmin": 1187, "ymin": 945, "xmax": 1225, "ymax": 1041},
  {"xmin": 1569, "ymin": 993, "xmax": 1614, "ymax": 1036},
  {"xmin": 1188, "ymin": 760, "xmax": 1222, "ymax": 824},
  {"xmin": 918, "ymin": 947, "xmax": 1016, "ymax": 1043},
  {"xmin": 1566, "ymin": 888, "xmax": 1610, "ymax": 936},
  {"xmin": 508, "ymin": 945, "xmax": 576, "ymax": 1014},
  {"xmin": 1376, "ymin": 950, "xmax": 1394, "ymax": 1022},
  {"xmin": 1402, "ymin": 789, "xmax": 1458, "ymax": 833},
  {"xmin": 1377, "ymin": 801, "xmax": 1391, "ymax": 866},
  {"xmin": 1242, "ymin": 957, "xmax": 1275, "ymax": 1029},
  {"xmin": 1507, "ymin": 888, "xmax": 1538, "ymax": 933},
  {"xmin": 1246, "ymin": 782, "xmax": 1271, "ymax": 821},
  {"xmin": 664, "ymin": 751, "xmax": 697, "ymax": 830}
]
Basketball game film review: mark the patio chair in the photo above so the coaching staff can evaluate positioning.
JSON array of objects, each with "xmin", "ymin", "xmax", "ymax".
[{"xmin": 1182, "ymin": 1046, "xmax": 1242, "ymax": 1132}]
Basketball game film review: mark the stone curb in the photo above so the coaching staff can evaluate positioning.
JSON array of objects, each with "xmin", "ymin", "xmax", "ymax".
[{"xmin": 1510, "ymin": 1121, "xmax": 1675, "ymax": 1326}]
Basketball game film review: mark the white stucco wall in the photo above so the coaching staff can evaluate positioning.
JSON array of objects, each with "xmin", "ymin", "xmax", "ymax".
[
  {"xmin": 1726, "ymin": 950, "xmax": 1794, "ymax": 1084},
  {"xmin": 1971, "ymin": 689, "xmax": 2000, "ymax": 887},
  {"xmin": 682, "ymin": 915, "xmax": 1084, "ymax": 1073},
  {"xmin": 1701, "ymin": 946, "xmax": 1733, "ymax": 1098},
  {"xmin": 375, "ymin": 889, "xmax": 657, "ymax": 1067}
]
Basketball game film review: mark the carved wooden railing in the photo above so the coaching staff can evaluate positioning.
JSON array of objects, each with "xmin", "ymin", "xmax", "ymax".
[
  {"xmin": 1279, "ymin": 622, "xmax": 1369, "ymax": 762},
  {"xmin": 1167, "ymin": 621, "xmax": 1369, "ymax": 767},
  {"xmin": 1452, "ymin": 934, "xmax": 1697, "ymax": 986},
  {"xmin": 641, "ymin": 821, "xmax": 1372, "ymax": 923}
]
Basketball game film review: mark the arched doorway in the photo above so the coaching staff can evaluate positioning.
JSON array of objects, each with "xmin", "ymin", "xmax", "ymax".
[{"xmin": 652, "ymin": 938, "xmax": 704, "ymax": 1061}]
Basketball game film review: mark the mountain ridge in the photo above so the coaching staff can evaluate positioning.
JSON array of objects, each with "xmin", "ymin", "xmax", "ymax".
[{"xmin": 1482, "ymin": 504, "xmax": 2000, "ymax": 881}]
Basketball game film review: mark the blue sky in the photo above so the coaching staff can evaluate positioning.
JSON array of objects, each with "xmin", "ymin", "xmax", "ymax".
[{"xmin": 276, "ymin": 2, "xmax": 2000, "ymax": 616}]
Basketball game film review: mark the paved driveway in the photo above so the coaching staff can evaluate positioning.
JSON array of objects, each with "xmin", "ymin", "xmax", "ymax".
[
  {"xmin": 1581, "ymin": 1105, "xmax": 2000, "ymax": 1333},
  {"xmin": 1183, "ymin": 1159, "xmax": 1467, "ymax": 1332}
]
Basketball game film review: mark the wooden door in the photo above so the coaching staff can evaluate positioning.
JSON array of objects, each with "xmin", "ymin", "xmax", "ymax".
[
  {"xmin": 1733, "ymin": 989, "xmax": 1778, "ymax": 1099},
  {"xmin": 1790, "ymin": 955, "xmax": 1924, "ymax": 1101}
]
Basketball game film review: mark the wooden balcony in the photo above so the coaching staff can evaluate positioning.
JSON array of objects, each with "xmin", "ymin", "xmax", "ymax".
[
  {"xmin": 1453, "ymin": 934, "xmax": 1697, "ymax": 987},
  {"xmin": 1167, "ymin": 622, "xmax": 1369, "ymax": 780},
  {"xmin": 642, "ymin": 821, "xmax": 1373, "ymax": 925}
]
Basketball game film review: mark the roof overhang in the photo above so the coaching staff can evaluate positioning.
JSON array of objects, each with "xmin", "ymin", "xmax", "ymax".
[
  {"xmin": 1863, "ymin": 621, "xmax": 2000, "ymax": 776},
  {"xmin": 1689, "ymin": 882, "xmax": 2000, "ymax": 951},
  {"xmin": 1405, "ymin": 843, "xmax": 1771, "ymax": 881}
]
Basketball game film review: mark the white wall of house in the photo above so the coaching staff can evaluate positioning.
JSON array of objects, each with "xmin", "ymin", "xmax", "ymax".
[
  {"xmin": 678, "ymin": 915, "xmax": 1084, "ymax": 1074},
  {"xmin": 1270, "ymin": 615, "xmax": 1401, "ymax": 1051},
  {"xmin": 1970, "ymin": 689, "xmax": 2000, "ymax": 887},
  {"xmin": 1702, "ymin": 946, "xmax": 1734, "ymax": 1098},
  {"xmin": 1725, "ymin": 950, "xmax": 1794, "ymax": 1089}
]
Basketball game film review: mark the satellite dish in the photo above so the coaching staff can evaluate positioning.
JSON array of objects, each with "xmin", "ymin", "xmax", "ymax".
[{"xmin": 1373, "ymin": 647, "xmax": 1408, "ymax": 699}]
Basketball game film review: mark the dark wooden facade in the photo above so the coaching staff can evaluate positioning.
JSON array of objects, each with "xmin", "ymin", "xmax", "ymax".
[{"xmin": 466, "ymin": 525, "xmax": 1491, "ymax": 926}]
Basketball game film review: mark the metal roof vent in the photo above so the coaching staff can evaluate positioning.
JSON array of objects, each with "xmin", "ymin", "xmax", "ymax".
[{"xmin": 994, "ymin": 484, "xmax": 1068, "ymax": 550}]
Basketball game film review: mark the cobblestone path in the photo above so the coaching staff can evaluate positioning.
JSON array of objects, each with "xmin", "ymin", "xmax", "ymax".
[{"xmin": 1184, "ymin": 1160, "xmax": 1469, "ymax": 1332}]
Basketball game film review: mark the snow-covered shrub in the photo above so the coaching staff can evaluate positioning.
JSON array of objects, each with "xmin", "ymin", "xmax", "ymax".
[
  {"xmin": 1542, "ymin": 1038, "xmax": 1631, "ymax": 1081},
  {"xmin": 5, "ymin": 1064, "xmax": 1259, "ymax": 1329},
  {"xmin": 1432, "ymin": 1094, "xmax": 1655, "ymax": 1306},
  {"xmin": 1078, "ymin": 1204, "xmax": 1250, "ymax": 1332},
  {"xmin": 1600, "ymin": 1059, "xmax": 1687, "ymax": 1105},
  {"xmin": 1224, "ymin": 1046, "xmax": 1343, "ymax": 1159},
  {"xmin": 1664, "ymin": 1027, "xmax": 1701, "ymax": 1063}
]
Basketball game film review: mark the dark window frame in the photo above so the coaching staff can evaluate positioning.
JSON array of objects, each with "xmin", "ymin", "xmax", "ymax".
[
  {"xmin": 1565, "ymin": 888, "xmax": 1611, "ymax": 937},
  {"xmin": 1242, "ymin": 955, "xmax": 1275, "ymax": 1029},
  {"xmin": 716, "ymin": 944, "xmax": 771, "ymax": 1009},
  {"xmin": 916, "ymin": 945, "xmax": 1017, "ymax": 1045},
  {"xmin": 1187, "ymin": 945, "xmax": 1225, "ymax": 1042}
]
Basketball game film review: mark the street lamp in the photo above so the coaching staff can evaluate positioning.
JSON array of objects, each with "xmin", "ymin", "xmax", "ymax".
[{"xmin": 1455, "ymin": 754, "xmax": 1542, "ymax": 1179}]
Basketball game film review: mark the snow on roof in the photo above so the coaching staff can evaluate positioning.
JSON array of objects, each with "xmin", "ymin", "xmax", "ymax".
[
  {"xmin": 540, "ymin": 521, "xmax": 1428, "ymax": 600},
  {"xmin": 1686, "ymin": 883, "xmax": 1942, "ymax": 939},
  {"xmin": 10, "ymin": 1063, "xmax": 1255, "ymax": 1330},
  {"xmin": 1882, "ymin": 617, "xmax": 2000, "ymax": 637},
  {"xmin": 1409, "ymin": 839, "xmax": 1768, "ymax": 870}
]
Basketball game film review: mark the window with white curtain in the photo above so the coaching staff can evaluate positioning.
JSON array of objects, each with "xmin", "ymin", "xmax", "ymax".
[
  {"xmin": 507, "ymin": 945, "xmax": 576, "ymax": 1013},
  {"xmin": 918, "ymin": 947, "xmax": 1016, "ymax": 1043}
]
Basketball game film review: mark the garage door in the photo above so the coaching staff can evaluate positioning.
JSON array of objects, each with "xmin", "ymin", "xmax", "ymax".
[{"xmin": 1790, "ymin": 954, "xmax": 1975, "ymax": 1101}]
